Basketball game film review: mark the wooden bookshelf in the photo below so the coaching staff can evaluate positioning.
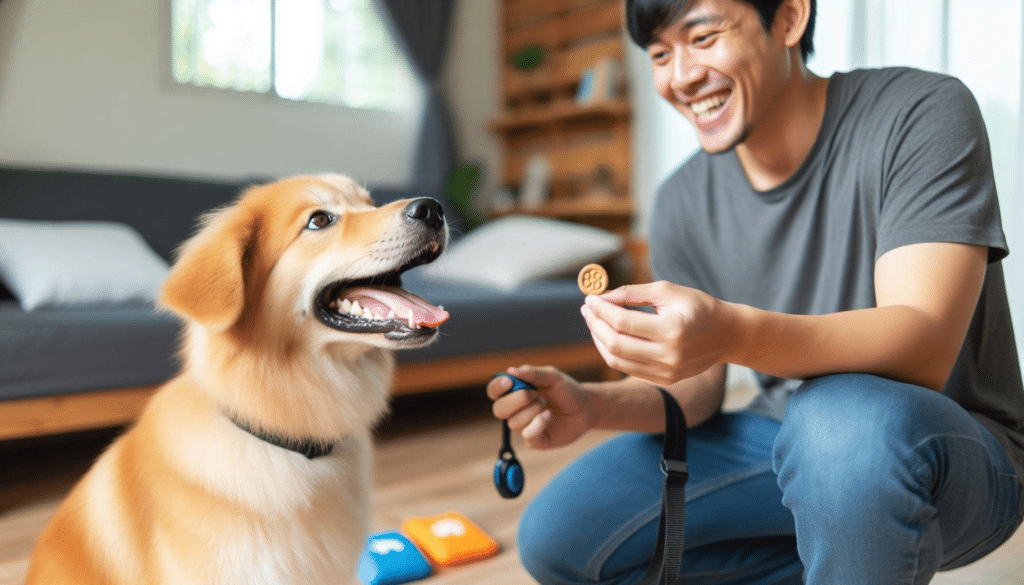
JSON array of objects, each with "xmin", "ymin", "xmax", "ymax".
[{"xmin": 491, "ymin": 0, "xmax": 633, "ymax": 235}]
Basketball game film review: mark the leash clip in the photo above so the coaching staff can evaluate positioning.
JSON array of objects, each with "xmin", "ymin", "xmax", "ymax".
[
  {"xmin": 660, "ymin": 458, "xmax": 688, "ymax": 480},
  {"xmin": 491, "ymin": 373, "xmax": 535, "ymax": 499}
]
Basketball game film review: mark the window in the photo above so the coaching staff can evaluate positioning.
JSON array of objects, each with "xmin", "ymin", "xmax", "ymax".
[{"xmin": 171, "ymin": 0, "xmax": 418, "ymax": 111}]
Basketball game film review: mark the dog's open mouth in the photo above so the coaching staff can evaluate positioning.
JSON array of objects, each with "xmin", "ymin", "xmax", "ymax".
[{"xmin": 313, "ymin": 246, "xmax": 449, "ymax": 341}]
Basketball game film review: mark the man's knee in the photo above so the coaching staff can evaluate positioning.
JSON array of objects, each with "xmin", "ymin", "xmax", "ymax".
[
  {"xmin": 516, "ymin": 432, "xmax": 666, "ymax": 584},
  {"xmin": 776, "ymin": 374, "xmax": 938, "ymax": 452},
  {"xmin": 517, "ymin": 499, "xmax": 573, "ymax": 584},
  {"xmin": 772, "ymin": 374, "xmax": 942, "ymax": 506}
]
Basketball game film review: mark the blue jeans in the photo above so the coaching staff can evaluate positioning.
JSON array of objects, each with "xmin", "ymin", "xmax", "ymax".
[{"xmin": 517, "ymin": 374, "xmax": 1024, "ymax": 584}]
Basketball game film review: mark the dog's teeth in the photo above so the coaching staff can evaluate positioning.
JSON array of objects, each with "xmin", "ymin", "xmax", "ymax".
[
  {"xmin": 407, "ymin": 308, "xmax": 415, "ymax": 328},
  {"xmin": 388, "ymin": 310, "xmax": 397, "ymax": 320},
  {"xmin": 340, "ymin": 299, "xmax": 352, "ymax": 313},
  {"xmin": 350, "ymin": 300, "xmax": 363, "ymax": 316}
]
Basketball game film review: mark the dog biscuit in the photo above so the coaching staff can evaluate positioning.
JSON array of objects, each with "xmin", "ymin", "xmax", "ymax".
[{"xmin": 578, "ymin": 264, "xmax": 608, "ymax": 296}]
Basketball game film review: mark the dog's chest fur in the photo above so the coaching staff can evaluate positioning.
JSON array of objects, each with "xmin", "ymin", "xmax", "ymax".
[{"xmin": 78, "ymin": 401, "xmax": 374, "ymax": 585}]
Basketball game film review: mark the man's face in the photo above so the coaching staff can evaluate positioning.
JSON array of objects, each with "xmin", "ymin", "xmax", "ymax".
[{"xmin": 647, "ymin": 0, "xmax": 792, "ymax": 153}]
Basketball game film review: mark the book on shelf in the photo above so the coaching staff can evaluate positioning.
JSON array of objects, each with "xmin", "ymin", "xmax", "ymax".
[
  {"xmin": 519, "ymin": 155, "xmax": 552, "ymax": 210},
  {"xmin": 576, "ymin": 57, "xmax": 621, "ymax": 106}
]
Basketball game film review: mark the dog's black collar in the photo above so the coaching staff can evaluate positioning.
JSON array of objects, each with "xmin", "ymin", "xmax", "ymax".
[{"xmin": 225, "ymin": 413, "xmax": 335, "ymax": 459}]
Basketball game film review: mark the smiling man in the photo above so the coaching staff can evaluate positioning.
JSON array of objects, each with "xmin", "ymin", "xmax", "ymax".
[{"xmin": 487, "ymin": 0, "xmax": 1024, "ymax": 583}]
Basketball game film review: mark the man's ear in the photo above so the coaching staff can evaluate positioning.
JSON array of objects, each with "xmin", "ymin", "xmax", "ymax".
[
  {"xmin": 776, "ymin": 0, "xmax": 811, "ymax": 53},
  {"xmin": 160, "ymin": 205, "xmax": 256, "ymax": 331}
]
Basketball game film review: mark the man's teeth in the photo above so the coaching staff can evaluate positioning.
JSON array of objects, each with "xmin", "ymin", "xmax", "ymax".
[
  {"xmin": 691, "ymin": 93, "xmax": 727, "ymax": 117},
  {"xmin": 329, "ymin": 297, "xmax": 421, "ymax": 328}
]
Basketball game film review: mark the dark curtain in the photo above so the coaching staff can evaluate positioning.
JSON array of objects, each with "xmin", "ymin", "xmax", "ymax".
[{"xmin": 377, "ymin": 0, "xmax": 458, "ymax": 191}]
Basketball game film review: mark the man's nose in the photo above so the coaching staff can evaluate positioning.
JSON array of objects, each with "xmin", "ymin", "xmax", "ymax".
[{"xmin": 670, "ymin": 52, "xmax": 707, "ymax": 95}]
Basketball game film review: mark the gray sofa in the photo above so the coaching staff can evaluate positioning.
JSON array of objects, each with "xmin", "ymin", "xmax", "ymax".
[{"xmin": 0, "ymin": 166, "xmax": 608, "ymax": 440}]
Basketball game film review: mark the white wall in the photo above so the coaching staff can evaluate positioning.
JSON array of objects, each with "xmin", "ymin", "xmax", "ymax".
[
  {"xmin": 0, "ymin": 0, "xmax": 463, "ymax": 186},
  {"xmin": 442, "ymin": 0, "xmax": 501, "ymax": 203}
]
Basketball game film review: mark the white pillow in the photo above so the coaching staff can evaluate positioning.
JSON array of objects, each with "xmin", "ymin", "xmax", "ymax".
[
  {"xmin": 421, "ymin": 215, "xmax": 622, "ymax": 291},
  {"xmin": 0, "ymin": 219, "xmax": 170, "ymax": 311}
]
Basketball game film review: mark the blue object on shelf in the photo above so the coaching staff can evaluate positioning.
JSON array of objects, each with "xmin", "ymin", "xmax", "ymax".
[{"xmin": 358, "ymin": 531, "xmax": 433, "ymax": 585}]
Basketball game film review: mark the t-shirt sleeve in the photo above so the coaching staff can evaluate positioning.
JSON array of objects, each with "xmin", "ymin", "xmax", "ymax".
[{"xmin": 876, "ymin": 76, "xmax": 1008, "ymax": 263}]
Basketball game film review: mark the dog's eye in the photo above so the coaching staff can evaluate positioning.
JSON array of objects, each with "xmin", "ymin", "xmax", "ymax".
[{"xmin": 306, "ymin": 211, "xmax": 335, "ymax": 231}]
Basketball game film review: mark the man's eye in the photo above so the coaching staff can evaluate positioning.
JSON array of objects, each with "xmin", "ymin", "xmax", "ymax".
[
  {"xmin": 693, "ymin": 32, "xmax": 718, "ymax": 46},
  {"xmin": 306, "ymin": 211, "xmax": 335, "ymax": 230}
]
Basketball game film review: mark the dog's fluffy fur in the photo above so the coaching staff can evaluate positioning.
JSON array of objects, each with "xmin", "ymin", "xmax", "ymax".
[{"xmin": 27, "ymin": 174, "xmax": 449, "ymax": 585}]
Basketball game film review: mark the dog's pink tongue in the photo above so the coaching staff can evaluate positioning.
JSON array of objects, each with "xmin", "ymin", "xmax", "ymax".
[{"xmin": 343, "ymin": 286, "xmax": 450, "ymax": 327}]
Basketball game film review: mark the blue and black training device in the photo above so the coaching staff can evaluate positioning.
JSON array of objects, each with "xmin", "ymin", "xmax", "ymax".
[{"xmin": 491, "ymin": 372, "xmax": 532, "ymax": 499}]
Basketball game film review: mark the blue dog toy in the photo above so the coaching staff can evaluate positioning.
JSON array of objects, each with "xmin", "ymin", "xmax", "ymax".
[
  {"xmin": 357, "ymin": 531, "xmax": 432, "ymax": 585},
  {"xmin": 491, "ymin": 372, "xmax": 532, "ymax": 499}
]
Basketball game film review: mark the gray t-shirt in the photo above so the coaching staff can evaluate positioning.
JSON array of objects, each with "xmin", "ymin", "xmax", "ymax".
[{"xmin": 649, "ymin": 67, "xmax": 1024, "ymax": 482}]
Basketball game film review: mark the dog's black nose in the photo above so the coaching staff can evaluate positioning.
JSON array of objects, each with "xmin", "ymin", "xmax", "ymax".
[{"xmin": 405, "ymin": 198, "xmax": 445, "ymax": 231}]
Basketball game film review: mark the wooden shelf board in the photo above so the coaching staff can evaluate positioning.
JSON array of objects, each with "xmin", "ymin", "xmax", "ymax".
[{"xmin": 491, "ymin": 99, "xmax": 630, "ymax": 132}]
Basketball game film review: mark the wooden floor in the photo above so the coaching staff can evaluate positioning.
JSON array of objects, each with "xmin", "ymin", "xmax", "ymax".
[{"xmin": 2, "ymin": 381, "xmax": 1023, "ymax": 584}]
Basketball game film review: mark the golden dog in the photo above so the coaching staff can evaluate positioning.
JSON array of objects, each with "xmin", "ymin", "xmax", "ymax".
[{"xmin": 27, "ymin": 174, "xmax": 450, "ymax": 584}]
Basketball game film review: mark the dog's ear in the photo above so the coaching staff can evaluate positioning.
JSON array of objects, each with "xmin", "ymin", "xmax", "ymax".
[{"xmin": 160, "ymin": 205, "xmax": 257, "ymax": 331}]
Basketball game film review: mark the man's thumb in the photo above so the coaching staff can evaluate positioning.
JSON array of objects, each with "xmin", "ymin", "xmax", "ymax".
[{"xmin": 597, "ymin": 282, "xmax": 659, "ymax": 308}]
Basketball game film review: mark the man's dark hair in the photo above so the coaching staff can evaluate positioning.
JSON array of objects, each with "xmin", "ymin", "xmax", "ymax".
[{"xmin": 625, "ymin": 0, "xmax": 816, "ymax": 62}]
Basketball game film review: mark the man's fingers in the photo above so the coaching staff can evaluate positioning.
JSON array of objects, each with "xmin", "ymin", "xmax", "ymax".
[
  {"xmin": 582, "ymin": 302, "xmax": 664, "ymax": 363},
  {"xmin": 491, "ymin": 388, "xmax": 539, "ymax": 419},
  {"xmin": 506, "ymin": 365, "xmax": 561, "ymax": 389},
  {"xmin": 589, "ymin": 325, "xmax": 669, "ymax": 383},
  {"xmin": 521, "ymin": 410, "xmax": 553, "ymax": 449},
  {"xmin": 486, "ymin": 374, "xmax": 513, "ymax": 400},
  {"xmin": 584, "ymin": 295, "xmax": 664, "ymax": 341},
  {"xmin": 506, "ymin": 398, "xmax": 548, "ymax": 432},
  {"xmin": 597, "ymin": 282, "xmax": 666, "ymax": 307}
]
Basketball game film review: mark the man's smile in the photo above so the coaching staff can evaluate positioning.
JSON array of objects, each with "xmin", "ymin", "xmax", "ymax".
[{"xmin": 689, "ymin": 89, "xmax": 731, "ymax": 120}]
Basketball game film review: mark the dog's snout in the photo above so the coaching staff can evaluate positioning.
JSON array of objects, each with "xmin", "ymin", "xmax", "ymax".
[{"xmin": 404, "ymin": 198, "xmax": 445, "ymax": 231}]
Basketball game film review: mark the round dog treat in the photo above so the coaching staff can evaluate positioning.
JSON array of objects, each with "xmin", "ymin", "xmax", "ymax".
[{"xmin": 578, "ymin": 263, "xmax": 608, "ymax": 296}]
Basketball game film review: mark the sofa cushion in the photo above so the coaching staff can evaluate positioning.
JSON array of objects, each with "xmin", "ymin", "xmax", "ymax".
[
  {"xmin": 0, "ymin": 219, "xmax": 169, "ymax": 311},
  {"xmin": 0, "ymin": 301, "xmax": 180, "ymax": 401}
]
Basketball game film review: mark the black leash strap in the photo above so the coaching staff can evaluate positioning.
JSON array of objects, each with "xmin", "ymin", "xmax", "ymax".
[{"xmin": 636, "ymin": 387, "xmax": 688, "ymax": 585}]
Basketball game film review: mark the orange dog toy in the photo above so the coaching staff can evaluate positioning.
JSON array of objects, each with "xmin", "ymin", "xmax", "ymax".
[{"xmin": 400, "ymin": 511, "xmax": 499, "ymax": 567}]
